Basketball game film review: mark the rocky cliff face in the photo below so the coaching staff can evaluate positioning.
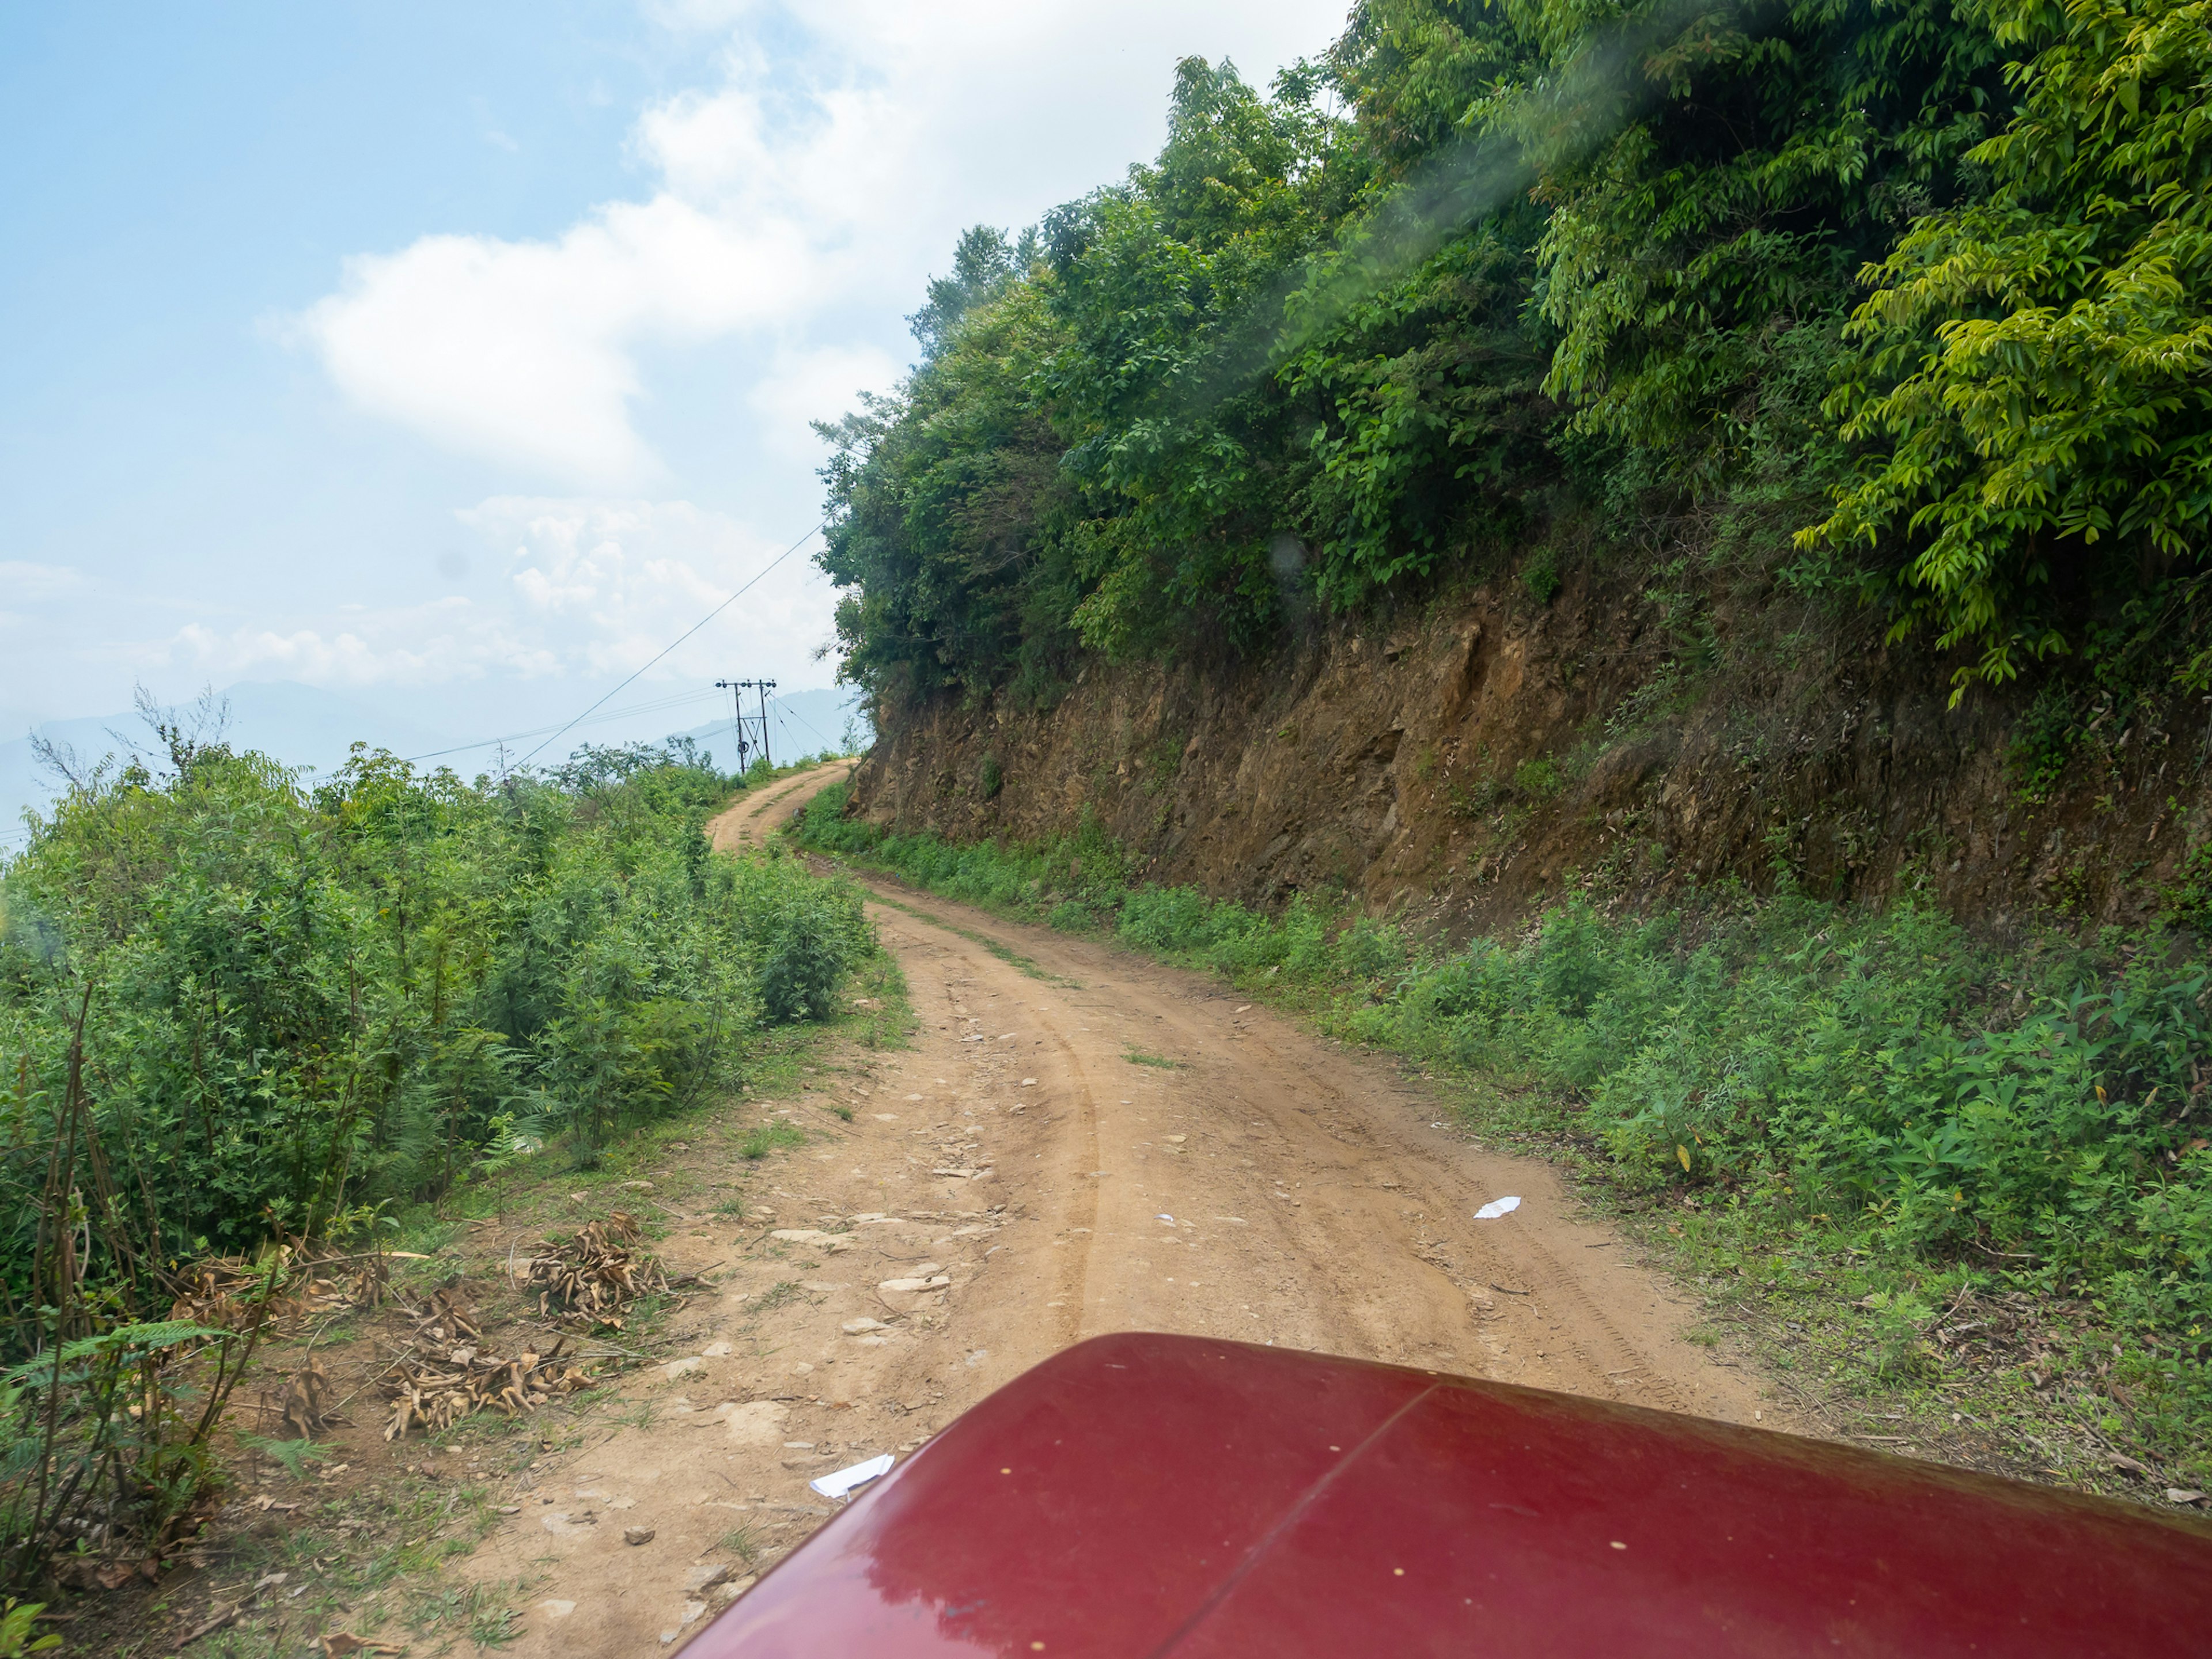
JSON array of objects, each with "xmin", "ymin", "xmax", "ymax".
[{"xmin": 845, "ymin": 565, "xmax": 2206, "ymax": 934}]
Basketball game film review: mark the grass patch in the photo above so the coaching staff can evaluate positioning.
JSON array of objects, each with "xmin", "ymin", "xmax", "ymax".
[
  {"xmin": 1123, "ymin": 1050, "xmax": 1183, "ymax": 1069},
  {"xmin": 796, "ymin": 779, "xmax": 2212, "ymax": 1494},
  {"xmin": 749, "ymin": 1282, "xmax": 806, "ymax": 1318},
  {"xmin": 739, "ymin": 1120, "xmax": 808, "ymax": 1160}
]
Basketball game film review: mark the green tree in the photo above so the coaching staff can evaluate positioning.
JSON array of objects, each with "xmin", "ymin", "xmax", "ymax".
[{"xmin": 1804, "ymin": 0, "xmax": 2212, "ymax": 695}]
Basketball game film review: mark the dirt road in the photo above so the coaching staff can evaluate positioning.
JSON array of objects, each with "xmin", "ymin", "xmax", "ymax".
[
  {"xmin": 458, "ymin": 768, "xmax": 1785, "ymax": 1653},
  {"xmin": 706, "ymin": 762, "xmax": 855, "ymax": 854}
]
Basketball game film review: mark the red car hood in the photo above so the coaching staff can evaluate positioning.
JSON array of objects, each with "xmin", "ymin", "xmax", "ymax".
[{"xmin": 690, "ymin": 1332, "xmax": 2211, "ymax": 1657}]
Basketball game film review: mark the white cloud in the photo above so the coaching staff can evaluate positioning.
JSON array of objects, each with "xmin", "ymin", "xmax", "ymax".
[
  {"xmin": 0, "ymin": 562, "xmax": 85, "ymax": 602},
  {"xmin": 296, "ymin": 204, "xmax": 810, "ymax": 485},
  {"xmin": 154, "ymin": 605, "xmax": 553, "ymax": 689},
  {"xmin": 745, "ymin": 340, "xmax": 902, "ymax": 461},
  {"xmin": 138, "ymin": 497, "xmax": 834, "ymax": 691},
  {"xmin": 465, "ymin": 494, "xmax": 830, "ymax": 678},
  {"xmin": 293, "ymin": 0, "xmax": 1348, "ymax": 486}
]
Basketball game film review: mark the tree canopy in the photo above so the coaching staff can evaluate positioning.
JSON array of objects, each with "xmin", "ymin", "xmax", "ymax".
[{"xmin": 818, "ymin": 0, "xmax": 2212, "ymax": 709}]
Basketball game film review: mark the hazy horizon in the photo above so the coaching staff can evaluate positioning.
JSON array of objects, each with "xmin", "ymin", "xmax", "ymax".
[{"xmin": 0, "ymin": 676, "xmax": 867, "ymax": 848}]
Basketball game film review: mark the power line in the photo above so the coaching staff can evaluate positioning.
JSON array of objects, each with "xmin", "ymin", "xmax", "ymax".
[
  {"xmin": 401, "ymin": 685, "xmax": 724, "ymax": 765},
  {"xmin": 3, "ymin": 528, "xmax": 831, "ymax": 828},
  {"xmin": 515, "ymin": 521, "xmax": 824, "ymax": 768},
  {"xmin": 769, "ymin": 694, "xmax": 838, "ymax": 754}
]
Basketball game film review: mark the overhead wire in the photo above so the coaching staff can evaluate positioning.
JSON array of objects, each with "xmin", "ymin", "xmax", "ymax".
[
  {"xmin": 768, "ymin": 694, "xmax": 839, "ymax": 755},
  {"xmin": 4, "ymin": 521, "xmax": 835, "ymax": 837},
  {"xmin": 401, "ymin": 685, "xmax": 726, "ymax": 765},
  {"xmin": 514, "ymin": 520, "xmax": 825, "ymax": 768}
]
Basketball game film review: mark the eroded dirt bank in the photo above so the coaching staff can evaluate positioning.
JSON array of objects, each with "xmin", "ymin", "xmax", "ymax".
[
  {"xmin": 450, "ymin": 772, "xmax": 1785, "ymax": 1654},
  {"xmin": 847, "ymin": 574, "xmax": 2205, "ymax": 934}
]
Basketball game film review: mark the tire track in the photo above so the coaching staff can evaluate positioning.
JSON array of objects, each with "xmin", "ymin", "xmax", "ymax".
[{"xmin": 839, "ymin": 870, "xmax": 1781, "ymax": 1427}]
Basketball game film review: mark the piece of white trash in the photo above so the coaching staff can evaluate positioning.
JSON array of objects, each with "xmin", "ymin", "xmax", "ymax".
[
  {"xmin": 811, "ymin": 1453, "xmax": 895, "ymax": 1500},
  {"xmin": 1474, "ymin": 1196, "xmax": 1523, "ymax": 1220}
]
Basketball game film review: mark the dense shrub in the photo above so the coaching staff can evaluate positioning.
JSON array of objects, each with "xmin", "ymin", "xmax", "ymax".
[
  {"xmin": 760, "ymin": 898, "xmax": 865, "ymax": 1024},
  {"xmin": 0, "ymin": 743, "xmax": 869, "ymax": 1286},
  {"xmin": 0, "ymin": 736, "xmax": 873, "ymax": 1586}
]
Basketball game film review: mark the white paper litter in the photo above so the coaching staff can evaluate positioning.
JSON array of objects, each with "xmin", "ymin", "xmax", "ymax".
[
  {"xmin": 1474, "ymin": 1196, "xmax": 1523, "ymax": 1220},
  {"xmin": 810, "ymin": 1453, "xmax": 895, "ymax": 1500}
]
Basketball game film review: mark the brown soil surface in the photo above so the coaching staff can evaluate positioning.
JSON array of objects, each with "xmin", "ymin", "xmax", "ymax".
[
  {"xmin": 445, "ymin": 767, "xmax": 1790, "ymax": 1654},
  {"xmin": 850, "ymin": 578, "xmax": 2203, "ymax": 936},
  {"xmin": 707, "ymin": 762, "xmax": 856, "ymax": 854}
]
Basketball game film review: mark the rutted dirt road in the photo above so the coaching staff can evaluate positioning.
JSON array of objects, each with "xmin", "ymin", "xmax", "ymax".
[
  {"xmin": 457, "ymin": 767, "xmax": 1787, "ymax": 1653},
  {"xmin": 706, "ymin": 764, "xmax": 850, "ymax": 855}
]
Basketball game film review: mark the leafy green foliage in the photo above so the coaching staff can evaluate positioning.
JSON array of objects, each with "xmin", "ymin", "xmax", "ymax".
[
  {"xmin": 1805, "ymin": 0, "xmax": 2212, "ymax": 696},
  {"xmin": 819, "ymin": 0, "xmax": 2211, "ymax": 711},
  {"xmin": 0, "ymin": 1598, "xmax": 60, "ymax": 1657},
  {"xmin": 739, "ymin": 1121, "xmax": 806, "ymax": 1161},
  {"xmin": 760, "ymin": 898, "xmax": 863, "ymax": 1025},
  {"xmin": 1511, "ymin": 0, "xmax": 2002, "ymax": 483},
  {"xmin": 818, "ymin": 56, "xmax": 1381, "ymax": 699},
  {"xmin": 238, "ymin": 1435, "xmax": 334, "ymax": 1481},
  {"xmin": 0, "ymin": 737, "xmax": 870, "ymax": 1586},
  {"xmin": 0, "ymin": 739, "xmax": 868, "ymax": 1283}
]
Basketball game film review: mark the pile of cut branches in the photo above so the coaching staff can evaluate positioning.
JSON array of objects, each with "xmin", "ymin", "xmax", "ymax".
[
  {"xmin": 516, "ymin": 1213, "xmax": 672, "ymax": 1331},
  {"xmin": 169, "ymin": 1239, "xmax": 393, "ymax": 1335},
  {"xmin": 381, "ymin": 1291, "xmax": 593, "ymax": 1441}
]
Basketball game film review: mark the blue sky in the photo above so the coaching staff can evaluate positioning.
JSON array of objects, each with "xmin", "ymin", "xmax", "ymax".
[{"xmin": 1, "ymin": 0, "xmax": 1347, "ymax": 768}]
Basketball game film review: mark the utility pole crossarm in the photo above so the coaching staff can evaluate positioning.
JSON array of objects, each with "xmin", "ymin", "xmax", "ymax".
[{"xmin": 717, "ymin": 677, "xmax": 778, "ymax": 775}]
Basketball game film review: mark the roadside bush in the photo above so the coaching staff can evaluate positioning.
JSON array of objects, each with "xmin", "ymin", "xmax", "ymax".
[
  {"xmin": 0, "ymin": 741, "xmax": 868, "ymax": 1305},
  {"xmin": 0, "ymin": 737, "xmax": 874, "ymax": 1587},
  {"xmin": 760, "ymin": 902, "xmax": 863, "ymax": 1024}
]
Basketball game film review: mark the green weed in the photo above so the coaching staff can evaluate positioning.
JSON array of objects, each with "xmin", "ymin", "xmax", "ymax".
[
  {"xmin": 240, "ymin": 1435, "xmax": 335, "ymax": 1481},
  {"xmin": 740, "ymin": 1121, "xmax": 807, "ymax": 1160},
  {"xmin": 749, "ymin": 1281, "xmax": 805, "ymax": 1317},
  {"xmin": 0, "ymin": 1597, "xmax": 58, "ymax": 1657}
]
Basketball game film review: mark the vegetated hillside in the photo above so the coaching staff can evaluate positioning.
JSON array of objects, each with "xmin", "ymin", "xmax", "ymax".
[
  {"xmin": 810, "ymin": 0, "xmax": 2212, "ymax": 1491},
  {"xmin": 815, "ymin": 0, "xmax": 2212, "ymax": 929}
]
